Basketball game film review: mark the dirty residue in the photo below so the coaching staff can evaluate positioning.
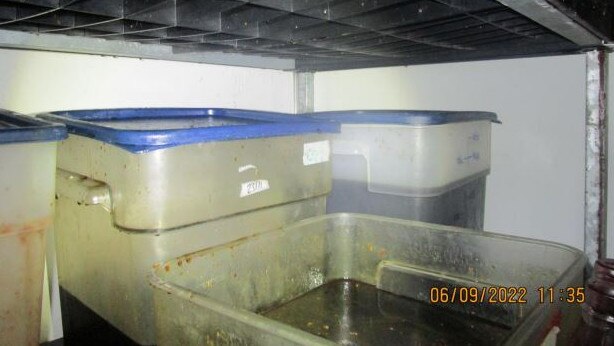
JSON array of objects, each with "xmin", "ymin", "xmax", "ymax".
[
  {"xmin": 204, "ymin": 279, "xmax": 215, "ymax": 289},
  {"xmin": 262, "ymin": 279, "xmax": 511, "ymax": 345},
  {"xmin": 1, "ymin": 217, "xmax": 47, "ymax": 345}
]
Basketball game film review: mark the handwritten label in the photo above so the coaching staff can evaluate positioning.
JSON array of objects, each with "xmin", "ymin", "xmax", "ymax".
[
  {"xmin": 303, "ymin": 140, "xmax": 330, "ymax": 166},
  {"xmin": 240, "ymin": 179, "xmax": 270, "ymax": 198},
  {"xmin": 457, "ymin": 152, "xmax": 480, "ymax": 164}
]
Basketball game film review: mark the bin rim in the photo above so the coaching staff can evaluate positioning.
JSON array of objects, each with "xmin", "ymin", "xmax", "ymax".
[
  {"xmin": 0, "ymin": 109, "xmax": 67, "ymax": 144},
  {"xmin": 37, "ymin": 108, "xmax": 340, "ymax": 153},
  {"xmin": 303, "ymin": 109, "xmax": 500, "ymax": 125}
]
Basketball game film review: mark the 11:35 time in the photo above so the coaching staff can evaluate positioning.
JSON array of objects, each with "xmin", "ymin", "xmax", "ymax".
[{"xmin": 537, "ymin": 287, "xmax": 585, "ymax": 304}]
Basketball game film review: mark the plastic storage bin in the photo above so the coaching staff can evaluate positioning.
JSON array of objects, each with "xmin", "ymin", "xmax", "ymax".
[
  {"xmin": 151, "ymin": 214, "xmax": 585, "ymax": 346},
  {"xmin": 305, "ymin": 110, "xmax": 499, "ymax": 229},
  {"xmin": 39, "ymin": 108, "xmax": 339, "ymax": 345},
  {"xmin": 0, "ymin": 110, "xmax": 66, "ymax": 346}
]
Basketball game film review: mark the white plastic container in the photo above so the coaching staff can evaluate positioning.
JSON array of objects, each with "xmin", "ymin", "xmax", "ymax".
[
  {"xmin": 39, "ymin": 108, "xmax": 339, "ymax": 345},
  {"xmin": 306, "ymin": 110, "xmax": 499, "ymax": 229},
  {"xmin": 0, "ymin": 110, "xmax": 66, "ymax": 346}
]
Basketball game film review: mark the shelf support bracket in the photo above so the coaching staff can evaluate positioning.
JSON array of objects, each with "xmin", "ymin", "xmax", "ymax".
[
  {"xmin": 294, "ymin": 72, "xmax": 314, "ymax": 114},
  {"xmin": 585, "ymin": 49, "xmax": 608, "ymax": 266}
]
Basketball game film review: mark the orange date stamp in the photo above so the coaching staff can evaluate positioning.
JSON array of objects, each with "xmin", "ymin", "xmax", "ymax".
[
  {"xmin": 429, "ymin": 286, "xmax": 585, "ymax": 304},
  {"xmin": 430, "ymin": 286, "xmax": 528, "ymax": 304}
]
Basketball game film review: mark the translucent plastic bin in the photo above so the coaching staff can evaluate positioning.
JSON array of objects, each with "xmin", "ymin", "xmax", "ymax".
[
  {"xmin": 41, "ymin": 108, "xmax": 339, "ymax": 231},
  {"xmin": 305, "ymin": 110, "xmax": 499, "ymax": 229},
  {"xmin": 151, "ymin": 214, "xmax": 586, "ymax": 346},
  {"xmin": 0, "ymin": 110, "xmax": 66, "ymax": 345},
  {"xmin": 40, "ymin": 108, "xmax": 339, "ymax": 345}
]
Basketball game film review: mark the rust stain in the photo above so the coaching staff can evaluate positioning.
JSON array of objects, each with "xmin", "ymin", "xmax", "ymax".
[
  {"xmin": 0, "ymin": 224, "xmax": 14, "ymax": 235},
  {"xmin": 177, "ymin": 259, "xmax": 183, "ymax": 267},
  {"xmin": 152, "ymin": 263, "xmax": 161, "ymax": 270},
  {"xmin": 166, "ymin": 234, "xmax": 257, "ymax": 267},
  {"xmin": 164, "ymin": 264, "xmax": 171, "ymax": 272},
  {"xmin": 18, "ymin": 234, "xmax": 28, "ymax": 246},
  {"xmin": 1, "ymin": 215, "xmax": 47, "ymax": 343},
  {"xmin": 378, "ymin": 248, "xmax": 388, "ymax": 258},
  {"xmin": 0, "ymin": 216, "xmax": 52, "ymax": 237}
]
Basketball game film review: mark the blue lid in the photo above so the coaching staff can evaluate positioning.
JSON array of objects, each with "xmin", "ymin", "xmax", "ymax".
[
  {"xmin": 38, "ymin": 108, "xmax": 340, "ymax": 153},
  {"xmin": 304, "ymin": 110, "xmax": 500, "ymax": 125},
  {"xmin": 0, "ymin": 109, "xmax": 67, "ymax": 144}
]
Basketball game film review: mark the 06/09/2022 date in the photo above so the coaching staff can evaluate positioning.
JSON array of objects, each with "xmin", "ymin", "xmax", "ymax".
[{"xmin": 429, "ymin": 286, "xmax": 585, "ymax": 304}]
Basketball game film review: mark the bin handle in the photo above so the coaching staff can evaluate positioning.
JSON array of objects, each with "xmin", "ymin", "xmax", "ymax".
[{"xmin": 56, "ymin": 169, "xmax": 111, "ymax": 211}]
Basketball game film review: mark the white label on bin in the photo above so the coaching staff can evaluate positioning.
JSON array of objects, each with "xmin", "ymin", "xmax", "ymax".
[
  {"xmin": 238, "ymin": 164, "xmax": 257, "ymax": 173},
  {"xmin": 240, "ymin": 179, "xmax": 270, "ymax": 198},
  {"xmin": 303, "ymin": 140, "xmax": 330, "ymax": 166}
]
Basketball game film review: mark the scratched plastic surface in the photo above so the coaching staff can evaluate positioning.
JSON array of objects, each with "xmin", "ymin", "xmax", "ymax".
[
  {"xmin": 52, "ymin": 117, "xmax": 335, "ymax": 344},
  {"xmin": 309, "ymin": 117, "xmax": 494, "ymax": 229},
  {"xmin": 323, "ymin": 120, "xmax": 493, "ymax": 197},
  {"xmin": 0, "ymin": 142, "xmax": 58, "ymax": 346},
  {"xmin": 151, "ymin": 214, "xmax": 586, "ymax": 346},
  {"xmin": 96, "ymin": 117, "xmax": 249, "ymax": 130},
  {"xmin": 54, "ymin": 133, "xmax": 332, "ymax": 231}
]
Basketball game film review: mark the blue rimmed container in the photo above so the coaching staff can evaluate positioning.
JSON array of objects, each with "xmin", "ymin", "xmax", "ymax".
[
  {"xmin": 0, "ymin": 110, "xmax": 66, "ymax": 346},
  {"xmin": 40, "ymin": 107, "xmax": 338, "ymax": 153},
  {"xmin": 304, "ymin": 110, "xmax": 499, "ymax": 230},
  {"xmin": 37, "ymin": 108, "xmax": 339, "ymax": 344}
]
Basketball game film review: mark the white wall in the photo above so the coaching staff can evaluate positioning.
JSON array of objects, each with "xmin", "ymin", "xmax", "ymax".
[
  {"xmin": 0, "ymin": 48, "xmax": 295, "ymax": 342},
  {"xmin": 314, "ymin": 55, "xmax": 587, "ymax": 250},
  {"xmin": 0, "ymin": 49, "xmax": 294, "ymax": 113}
]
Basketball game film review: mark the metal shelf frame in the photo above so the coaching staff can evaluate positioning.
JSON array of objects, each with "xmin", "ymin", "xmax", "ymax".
[{"xmin": 0, "ymin": 0, "xmax": 608, "ymax": 71}]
